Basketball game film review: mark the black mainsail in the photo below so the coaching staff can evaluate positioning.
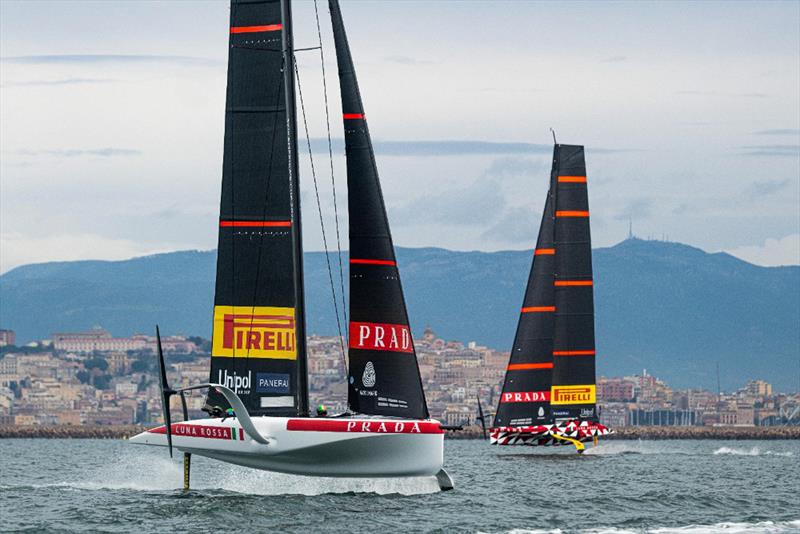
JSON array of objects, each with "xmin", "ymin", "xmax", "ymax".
[
  {"xmin": 493, "ymin": 148, "xmax": 557, "ymax": 428},
  {"xmin": 549, "ymin": 144, "xmax": 597, "ymax": 422},
  {"xmin": 208, "ymin": 0, "xmax": 308, "ymax": 417},
  {"xmin": 330, "ymin": 0, "xmax": 429, "ymax": 420}
]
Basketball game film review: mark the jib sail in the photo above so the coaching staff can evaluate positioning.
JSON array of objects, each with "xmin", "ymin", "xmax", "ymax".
[
  {"xmin": 330, "ymin": 0, "xmax": 429, "ymax": 419},
  {"xmin": 493, "ymin": 148, "xmax": 558, "ymax": 428},
  {"xmin": 549, "ymin": 145, "xmax": 598, "ymax": 422},
  {"xmin": 208, "ymin": 0, "xmax": 308, "ymax": 417}
]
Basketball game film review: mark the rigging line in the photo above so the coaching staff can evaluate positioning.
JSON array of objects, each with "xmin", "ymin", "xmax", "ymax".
[
  {"xmin": 294, "ymin": 59, "xmax": 348, "ymax": 372},
  {"xmin": 314, "ymin": 0, "xmax": 348, "ymax": 359}
]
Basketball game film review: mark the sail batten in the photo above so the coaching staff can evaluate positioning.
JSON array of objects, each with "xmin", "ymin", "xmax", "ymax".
[{"xmin": 330, "ymin": 0, "xmax": 429, "ymax": 420}]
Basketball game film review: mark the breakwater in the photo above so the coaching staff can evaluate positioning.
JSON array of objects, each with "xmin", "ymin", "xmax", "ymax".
[{"xmin": 1, "ymin": 424, "xmax": 799, "ymax": 440}]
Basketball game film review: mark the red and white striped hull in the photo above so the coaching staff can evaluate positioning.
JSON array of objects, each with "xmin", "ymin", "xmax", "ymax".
[
  {"xmin": 489, "ymin": 420, "xmax": 611, "ymax": 446},
  {"xmin": 130, "ymin": 416, "xmax": 444, "ymax": 477}
]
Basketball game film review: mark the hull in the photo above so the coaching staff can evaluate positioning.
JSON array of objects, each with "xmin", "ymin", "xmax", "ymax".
[
  {"xmin": 489, "ymin": 420, "xmax": 611, "ymax": 446},
  {"xmin": 130, "ymin": 416, "xmax": 444, "ymax": 477}
]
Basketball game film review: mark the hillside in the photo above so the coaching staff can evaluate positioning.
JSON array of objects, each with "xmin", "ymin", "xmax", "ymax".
[{"xmin": 1, "ymin": 239, "xmax": 798, "ymax": 390}]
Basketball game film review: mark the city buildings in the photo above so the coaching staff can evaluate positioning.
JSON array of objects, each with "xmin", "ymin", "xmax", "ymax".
[{"xmin": 0, "ymin": 327, "xmax": 797, "ymax": 428}]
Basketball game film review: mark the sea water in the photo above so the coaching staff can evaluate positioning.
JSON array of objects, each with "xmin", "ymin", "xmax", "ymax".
[{"xmin": 0, "ymin": 439, "xmax": 797, "ymax": 533}]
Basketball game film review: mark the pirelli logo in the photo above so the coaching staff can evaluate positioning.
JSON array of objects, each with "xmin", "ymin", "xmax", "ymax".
[
  {"xmin": 212, "ymin": 306, "xmax": 296, "ymax": 359},
  {"xmin": 550, "ymin": 385, "xmax": 596, "ymax": 405}
]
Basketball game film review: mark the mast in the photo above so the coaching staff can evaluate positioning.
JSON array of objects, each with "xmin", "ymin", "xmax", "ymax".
[
  {"xmin": 207, "ymin": 0, "xmax": 306, "ymax": 417},
  {"xmin": 493, "ymin": 148, "xmax": 558, "ymax": 428},
  {"xmin": 549, "ymin": 144, "xmax": 598, "ymax": 422},
  {"xmin": 280, "ymin": 0, "xmax": 309, "ymax": 417},
  {"xmin": 329, "ymin": 0, "xmax": 429, "ymax": 419}
]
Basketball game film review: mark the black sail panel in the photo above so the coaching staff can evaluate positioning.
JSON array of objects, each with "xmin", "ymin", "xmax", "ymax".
[
  {"xmin": 550, "ymin": 144, "xmax": 598, "ymax": 422},
  {"xmin": 207, "ymin": 0, "xmax": 304, "ymax": 417},
  {"xmin": 493, "ymin": 153, "xmax": 557, "ymax": 428},
  {"xmin": 330, "ymin": 0, "xmax": 429, "ymax": 419}
]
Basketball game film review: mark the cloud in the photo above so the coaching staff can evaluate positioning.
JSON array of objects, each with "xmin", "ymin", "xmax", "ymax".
[
  {"xmin": 0, "ymin": 54, "xmax": 220, "ymax": 66},
  {"xmin": 309, "ymin": 138, "xmax": 633, "ymax": 157},
  {"xmin": 0, "ymin": 78, "xmax": 117, "ymax": 87},
  {"xmin": 752, "ymin": 129, "xmax": 800, "ymax": 136},
  {"xmin": 482, "ymin": 157, "xmax": 547, "ymax": 179},
  {"xmin": 600, "ymin": 55, "xmax": 627, "ymax": 63},
  {"xmin": 383, "ymin": 55, "xmax": 435, "ymax": 66},
  {"xmin": 675, "ymin": 90, "xmax": 768, "ymax": 98},
  {"xmin": 393, "ymin": 178, "xmax": 505, "ymax": 226},
  {"xmin": 738, "ymin": 145, "xmax": 800, "ymax": 157},
  {"xmin": 725, "ymin": 234, "xmax": 800, "ymax": 267},
  {"xmin": 481, "ymin": 206, "xmax": 540, "ymax": 244},
  {"xmin": 8, "ymin": 148, "xmax": 142, "ymax": 158},
  {"xmin": 615, "ymin": 198, "xmax": 654, "ymax": 221},
  {"xmin": 745, "ymin": 178, "xmax": 792, "ymax": 197}
]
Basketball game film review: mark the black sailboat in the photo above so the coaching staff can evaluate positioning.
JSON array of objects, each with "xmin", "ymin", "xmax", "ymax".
[
  {"xmin": 490, "ymin": 144, "xmax": 610, "ymax": 450},
  {"xmin": 131, "ymin": 0, "xmax": 451, "ymax": 490}
]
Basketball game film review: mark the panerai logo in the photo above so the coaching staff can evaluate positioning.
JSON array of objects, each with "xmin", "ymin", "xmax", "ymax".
[
  {"xmin": 218, "ymin": 369, "xmax": 251, "ymax": 394},
  {"xmin": 362, "ymin": 361, "xmax": 376, "ymax": 388}
]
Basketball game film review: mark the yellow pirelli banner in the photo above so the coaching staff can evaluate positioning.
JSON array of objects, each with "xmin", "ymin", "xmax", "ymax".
[
  {"xmin": 550, "ymin": 385, "xmax": 596, "ymax": 405},
  {"xmin": 211, "ymin": 305, "xmax": 297, "ymax": 359}
]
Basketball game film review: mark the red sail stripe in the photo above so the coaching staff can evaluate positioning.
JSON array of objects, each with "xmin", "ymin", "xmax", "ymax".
[
  {"xmin": 534, "ymin": 248, "xmax": 555, "ymax": 255},
  {"xmin": 286, "ymin": 418, "xmax": 443, "ymax": 434},
  {"xmin": 555, "ymin": 210, "xmax": 590, "ymax": 217},
  {"xmin": 343, "ymin": 113, "xmax": 365, "ymax": 119},
  {"xmin": 553, "ymin": 350, "xmax": 596, "ymax": 356},
  {"xmin": 554, "ymin": 280, "xmax": 593, "ymax": 286},
  {"xmin": 219, "ymin": 220, "xmax": 291, "ymax": 227},
  {"xmin": 507, "ymin": 363, "xmax": 554, "ymax": 371},
  {"xmin": 558, "ymin": 176, "xmax": 587, "ymax": 183},
  {"xmin": 349, "ymin": 258, "xmax": 396, "ymax": 266},
  {"xmin": 521, "ymin": 306, "xmax": 556, "ymax": 312},
  {"xmin": 230, "ymin": 24, "xmax": 282, "ymax": 34}
]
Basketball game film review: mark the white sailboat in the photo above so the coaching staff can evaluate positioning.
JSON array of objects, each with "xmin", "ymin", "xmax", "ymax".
[{"xmin": 130, "ymin": 0, "xmax": 453, "ymax": 491}]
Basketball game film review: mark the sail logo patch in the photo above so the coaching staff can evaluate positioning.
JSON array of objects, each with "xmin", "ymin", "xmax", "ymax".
[
  {"xmin": 550, "ymin": 385, "xmax": 596, "ymax": 405},
  {"xmin": 212, "ymin": 306, "xmax": 296, "ymax": 359},
  {"xmin": 362, "ymin": 361, "xmax": 376, "ymax": 387},
  {"xmin": 349, "ymin": 321, "xmax": 413, "ymax": 353},
  {"xmin": 256, "ymin": 373, "xmax": 290, "ymax": 394},
  {"xmin": 500, "ymin": 391, "xmax": 551, "ymax": 403}
]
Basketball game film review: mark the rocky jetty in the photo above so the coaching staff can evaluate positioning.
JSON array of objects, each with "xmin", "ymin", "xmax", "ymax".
[{"xmin": 0, "ymin": 425, "xmax": 146, "ymax": 439}]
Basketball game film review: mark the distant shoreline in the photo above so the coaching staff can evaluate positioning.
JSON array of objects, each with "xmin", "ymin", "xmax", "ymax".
[{"xmin": 1, "ymin": 424, "xmax": 798, "ymax": 440}]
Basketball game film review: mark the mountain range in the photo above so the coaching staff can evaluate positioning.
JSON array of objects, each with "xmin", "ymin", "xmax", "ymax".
[{"xmin": 1, "ymin": 238, "xmax": 798, "ymax": 391}]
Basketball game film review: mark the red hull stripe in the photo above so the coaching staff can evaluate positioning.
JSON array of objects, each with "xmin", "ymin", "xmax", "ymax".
[
  {"xmin": 555, "ymin": 210, "xmax": 590, "ymax": 217},
  {"xmin": 286, "ymin": 419, "xmax": 443, "ymax": 434},
  {"xmin": 220, "ymin": 220, "xmax": 291, "ymax": 227},
  {"xmin": 553, "ymin": 350, "xmax": 596, "ymax": 356},
  {"xmin": 508, "ymin": 363, "xmax": 553, "ymax": 371},
  {"xmin": 554, "ymin": 280, "xmax": 593, "ymax": 286},
  {"xmin": 521, "ymin": 306, "xmax": 556, "ymax": 313},
  {"xmin": 343, "ymin": 113, "xmax": 365, "ymax": 119},
  {"xmin": 558, "ymin": 175, "xmax": 587, "ymax": 183},
  {"xmin": 148, "ymin": 423, "xmax": 236, "ymax": 440},
  {"xmin": 230, "ymin": 24, "xmax": 282, "ymax": 34},
  {"xmin": 534, "ymin": 248, "xmax": 555, "ymax": 255},
  {"xmin": 350, "ymin": 258, "xmax": 396, "ymax": 266}
]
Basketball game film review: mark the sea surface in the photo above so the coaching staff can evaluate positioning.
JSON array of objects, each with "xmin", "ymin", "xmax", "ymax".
[{"xmin": 0, "ymin": 439, "xmax": 798, "ymax": 533}]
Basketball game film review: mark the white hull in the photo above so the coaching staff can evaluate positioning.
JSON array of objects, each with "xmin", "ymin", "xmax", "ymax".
[{"xmin": 130, "ymin": 416, "xmax": 445, "ymax": 478}]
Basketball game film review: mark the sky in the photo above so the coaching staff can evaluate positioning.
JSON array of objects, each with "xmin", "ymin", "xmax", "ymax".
[{"xmin": 1, "ymin": 0, "xmax": 798, "ymax": 274}]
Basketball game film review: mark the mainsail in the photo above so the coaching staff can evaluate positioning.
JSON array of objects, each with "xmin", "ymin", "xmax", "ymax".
[
  {"xmin": 549, "ymin": 144, "xmax": 598, "ymax": 422},
  {"xmin": 493, "ymin": 149, "xmax": 557, "ymax": 428},
  {"xmin": 330, "ymin": 0, "xmax": 429, "ymax": 419},
  {"xmin": 208, "ymin": 0, "xmax": 308, "ymax": 417}
]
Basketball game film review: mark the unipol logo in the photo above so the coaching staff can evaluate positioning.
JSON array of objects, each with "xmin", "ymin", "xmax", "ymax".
[
  {"xmin": 500, "ymin": 391, "xmax": 551, "ymax": 403},
  {"xmin": 349, "ymin": 321, "xmax": 413, "ymax": 353},
  {"xmin": 218, "ymin": 370, "xmax": 251, "ymax": 394},
  {"xmin": 362, "ymin": 361, "xmax": 376, "ymax": 387},
  {"xmin": 212, "ymin": 305, "xmax": 296, "ymax": 359}
]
